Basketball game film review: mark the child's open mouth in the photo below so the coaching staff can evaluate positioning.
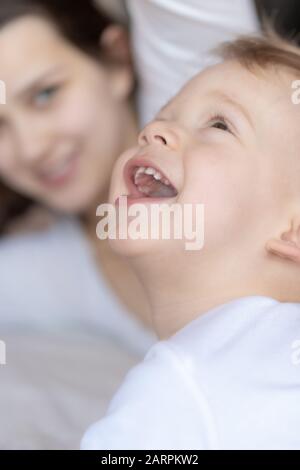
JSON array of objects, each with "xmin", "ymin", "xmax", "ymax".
[
  {"xmin": 124, "ymin": 159, "xmax": 178, "ymax": 201},
  {"xmin": 132, "ymin": 166, "xmax": 178, "ymax": 198}
]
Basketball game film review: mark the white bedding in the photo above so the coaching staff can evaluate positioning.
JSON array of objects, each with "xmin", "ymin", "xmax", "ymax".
[
  {"xmin": 0, "ymin": 1, "xmax": 140, "ymax": 451},
  {"xmin": 0, "ymin": 332, "xmax": 140, "ymax": 449}
]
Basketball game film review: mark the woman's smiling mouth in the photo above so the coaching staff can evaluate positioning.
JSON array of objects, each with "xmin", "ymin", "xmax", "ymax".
[{"xmin": 36, "ymin": 152, "xmax": 80, "ymax": 189}]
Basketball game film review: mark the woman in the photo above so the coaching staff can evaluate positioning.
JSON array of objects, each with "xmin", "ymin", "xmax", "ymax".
[{"xmin": 0, "ymin": 0, "xmax": 156, "ymax": 353}]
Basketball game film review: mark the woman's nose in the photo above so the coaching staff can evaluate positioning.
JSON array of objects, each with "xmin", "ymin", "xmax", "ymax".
[{"xmin": 138, "ymin": 121, "xmax": 181, "ymax": 151}]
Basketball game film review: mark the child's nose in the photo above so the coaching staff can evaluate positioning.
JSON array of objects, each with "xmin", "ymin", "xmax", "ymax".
[{"xmin": 138, "ymin": 121, "xmax": 180, "ymax": 151}]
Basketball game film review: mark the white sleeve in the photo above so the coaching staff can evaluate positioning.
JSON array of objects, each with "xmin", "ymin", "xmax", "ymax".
[
  {"xmin": 80, "ymin": 342, "xmax": 218, "ymax": 450},
  {"xmin": 127, "ymin": 0, "xmax": 260, "ymax": 127}
]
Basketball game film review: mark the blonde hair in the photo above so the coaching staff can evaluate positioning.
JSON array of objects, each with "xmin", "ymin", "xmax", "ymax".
[{"xmin": 215, "ymin": 23, "xmax": 300, "ymax": 77}]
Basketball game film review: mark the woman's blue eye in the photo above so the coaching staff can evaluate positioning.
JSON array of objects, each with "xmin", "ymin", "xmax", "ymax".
[{"xmin": 34, "ymin": 86, "xmax": 58, "ymax": 106}]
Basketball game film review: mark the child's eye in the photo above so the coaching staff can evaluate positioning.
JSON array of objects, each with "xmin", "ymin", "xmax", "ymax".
[
  {"xmin": 209, "ymin": 114, "xmax": 232, "ymax": 134},
  {"xmin": 33, "ymin": 85, "xmax": 59, "ymax": 107}
]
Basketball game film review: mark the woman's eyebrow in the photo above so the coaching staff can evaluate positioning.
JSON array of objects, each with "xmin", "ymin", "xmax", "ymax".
[
  {"xmin": 11, "ymin": 65, "xmax": 66, "ymax": 99},
  {"xmin": 207, "ymin": 90, "xmax": 254, "ymax": 130}
]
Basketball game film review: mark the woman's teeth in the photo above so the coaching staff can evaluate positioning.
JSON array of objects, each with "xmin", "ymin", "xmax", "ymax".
[{"xmin": 39, "ymin": 155, "xmax": 76, "ymax": 181}]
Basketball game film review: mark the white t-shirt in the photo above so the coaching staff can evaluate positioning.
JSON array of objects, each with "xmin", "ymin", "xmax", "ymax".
[
  {"xmin": 81, "ymin": 296, "xmax": 300, "ymax": 450},
  {"xmin": 127, "ymin": 0, "xmax": 260, "ymax": 126}
]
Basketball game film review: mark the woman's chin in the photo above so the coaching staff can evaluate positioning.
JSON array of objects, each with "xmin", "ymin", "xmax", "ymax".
[
  {"xmin": 44, "ymin": 198, "xmax": 88, "ymax": 215},
  {"xmin": 42, "ymin": 184, "xmax": 101, "ymax": 215}
]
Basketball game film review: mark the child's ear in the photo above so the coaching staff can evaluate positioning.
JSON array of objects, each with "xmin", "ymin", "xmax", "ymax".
[{"xmin": 266, "ymin": 218, "xmax": 300, "ymax": 264}]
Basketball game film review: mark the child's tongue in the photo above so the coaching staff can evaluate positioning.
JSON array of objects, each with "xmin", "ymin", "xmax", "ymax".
[{"xmin": 135, "ymin": 173, "xmax": 177, "ymax": 198}]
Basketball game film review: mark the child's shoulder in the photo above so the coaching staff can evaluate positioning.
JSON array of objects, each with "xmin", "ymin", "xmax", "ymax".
[
  {"xmin": 82, "ymin": 296, "xmax": 300, "ymax": 450},
  {"xmin": 164, "ymin": 295, "xmax": 300, "ymax": 382},
  {"xmin": 169, "ymin": 295, "xmax": 299, "ymax": 350}
]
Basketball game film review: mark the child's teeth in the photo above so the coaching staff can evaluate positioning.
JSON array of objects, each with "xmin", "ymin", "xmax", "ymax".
[
  {"xmin": 136, "ymin": 167, "xmax": 146, "ymax": 176},
  {"xmin": 134, "ymin": 167, "xmax": 145, "ymax": 184},
  {"xmin": 133, "ymin": 165, "xmax": 171, "ymax": 189}
]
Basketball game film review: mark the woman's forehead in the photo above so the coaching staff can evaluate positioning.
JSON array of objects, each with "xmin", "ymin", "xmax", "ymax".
[
  {"xmin": 0, "ymin": 16, "xmax": 80, "ymax": 85},
  {"xmin": 0, "ymin": 15, "xmax": 69, "ymax": 65}
]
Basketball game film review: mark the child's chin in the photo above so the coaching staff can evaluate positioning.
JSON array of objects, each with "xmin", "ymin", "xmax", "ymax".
[{"xmin": 108, "ymin": 237, "xmax": 162, "ymax": 258}]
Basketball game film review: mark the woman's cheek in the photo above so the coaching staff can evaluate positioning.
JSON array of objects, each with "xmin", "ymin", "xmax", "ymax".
[
  {"xmin": 0, "ymin": 152, "xmax": 18, "ymax": 183},
  {"xmin": 53, "ymin": 92, "xmax": 93, "ymax": 137},
  {"xmin": 56, "ymin": 88, "xmax": 119, "ymax": 156}
]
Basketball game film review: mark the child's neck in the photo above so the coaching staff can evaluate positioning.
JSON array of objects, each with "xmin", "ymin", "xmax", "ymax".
[{"xmin": 130, "ymin": 250, "xmax": 276, "ymax": 340}]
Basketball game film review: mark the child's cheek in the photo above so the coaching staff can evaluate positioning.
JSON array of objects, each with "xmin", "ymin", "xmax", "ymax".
[{"xmin": 182, "ymin": 150, "xmax": 254, "ymax": 248}]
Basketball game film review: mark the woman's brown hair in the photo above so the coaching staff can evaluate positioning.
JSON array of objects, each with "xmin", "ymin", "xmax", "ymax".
[{"xmin": 0, "ymin": 0, "xmax": 118, "ymax": 234}]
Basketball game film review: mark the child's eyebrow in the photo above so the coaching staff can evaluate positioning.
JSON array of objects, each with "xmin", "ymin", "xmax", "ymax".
[
  {"xmin": 207, "ymin": 90, "xmax": 254, "ymax": 130},
  {"xmin": 158, "ymin": 91, "xmax": 254, "ymax": 131}
]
